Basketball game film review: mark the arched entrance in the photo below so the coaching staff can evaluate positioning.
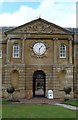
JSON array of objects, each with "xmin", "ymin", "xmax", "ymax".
[{"xmin": 33, "ymin": 70, "xmax": 46, "ymax": 97}]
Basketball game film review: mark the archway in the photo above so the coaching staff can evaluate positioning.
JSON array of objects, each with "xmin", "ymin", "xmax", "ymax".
[{"xmin": 33, "ymin": 70, "xmax": 46, "ymax": 97}]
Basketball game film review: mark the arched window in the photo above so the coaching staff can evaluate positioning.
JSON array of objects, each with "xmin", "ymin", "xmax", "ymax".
[
  {"xmin": 13, "ymin": 44, "xmax": 20, "ymax": 58},
  {"xmin": 59, "ymin": 44, "xmax": 66, "ymax": 58}
]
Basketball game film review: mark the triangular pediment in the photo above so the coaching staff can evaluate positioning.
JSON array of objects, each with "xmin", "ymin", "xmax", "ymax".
[{"xmin": 6, "ymin": 18, "xmax": 71, "ymax": 34}]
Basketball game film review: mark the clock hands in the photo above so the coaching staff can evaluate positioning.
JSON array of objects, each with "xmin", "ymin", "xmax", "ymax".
[
  {"xmin": 33, "ymin": 42, "xmax": 46, "ymax": 55},
  {"xmin": 39, "ymin": 45, "xmax": 43, "ymax": 55},
  {"xmin": 39, "ymin": 45, "xmax": 43, "ymax": 51}
]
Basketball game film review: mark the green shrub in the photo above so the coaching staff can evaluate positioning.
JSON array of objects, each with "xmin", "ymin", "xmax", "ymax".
[
  {"xmin": 7, "ymin": 87, "xmax": 15, "ymax": 93},
  {"xmin": 63, "ymin": 87, "xmax": 72, "ymax": 94}
]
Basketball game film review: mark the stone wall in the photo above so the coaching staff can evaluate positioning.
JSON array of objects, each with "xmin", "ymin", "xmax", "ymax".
[
  {"xmin": 2, "ymin": 63, "xmax": 74, "ymax": 99},
  {"xmin": 1, "ymin": 18, "xmax": 75, "ymax": 99}
]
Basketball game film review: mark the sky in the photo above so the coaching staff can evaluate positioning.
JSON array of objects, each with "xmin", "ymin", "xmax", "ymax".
[{"xmin": 0, "ymin": 0, "xmax": 78, "ymax": 28}]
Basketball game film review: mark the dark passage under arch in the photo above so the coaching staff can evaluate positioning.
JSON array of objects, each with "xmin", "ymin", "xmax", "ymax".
[{"xmin": 33, "ymin": 70, "xmax": 46, "ymax": 97}]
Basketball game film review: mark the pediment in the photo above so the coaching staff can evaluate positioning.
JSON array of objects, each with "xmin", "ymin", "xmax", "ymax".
[{"xmin": 6, "ymin": 18, "xmax": 71, "ymax": 34}]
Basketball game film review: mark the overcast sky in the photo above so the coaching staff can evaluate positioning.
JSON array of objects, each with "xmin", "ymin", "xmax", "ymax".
[{"xmin": 0, "ymin": 0, "xmax": 77, "ymax": 27}]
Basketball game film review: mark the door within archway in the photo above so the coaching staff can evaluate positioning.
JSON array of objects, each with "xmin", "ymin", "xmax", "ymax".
[{"xmin": 33, "ymin": 70, "xmax": 46, "ymax": 97}]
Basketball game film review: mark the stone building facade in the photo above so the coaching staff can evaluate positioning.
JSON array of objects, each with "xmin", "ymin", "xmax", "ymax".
[{"xmin": 0, "ymin": 18, "xmax": 78, "ymax": 99}]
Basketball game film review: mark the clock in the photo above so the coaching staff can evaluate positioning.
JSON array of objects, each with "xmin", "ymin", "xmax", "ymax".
[{"xmin": 33, "ymin": 42, "xmax": 46, "ymax": 56}]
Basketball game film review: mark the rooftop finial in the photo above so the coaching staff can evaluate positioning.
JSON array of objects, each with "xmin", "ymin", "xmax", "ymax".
[{"xmin": 37, "ymin": 15, "xmax": 41, "ymax": 19}]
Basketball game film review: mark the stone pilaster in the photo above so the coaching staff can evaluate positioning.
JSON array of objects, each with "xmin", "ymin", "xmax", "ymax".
[
  {"xmin": 69, "ymin": 40, "xmax": 72, "ymax": 64},
  {"xmin": 52, "ymin": 67, "xmax": 60, "ymax": 98},
  {"xmin": 22, "ymin": 38, "xmax": 25, "ymax": 64},
  {"xmin": 53, "ymin": 40, "xmax": 57, "ymax": 64},
  {"xmin": 7, "ymin": 38, "xmax": 10, "ymax": 63}
]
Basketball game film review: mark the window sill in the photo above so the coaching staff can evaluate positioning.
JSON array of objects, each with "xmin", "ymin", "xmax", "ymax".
[
  {"xmin": 12, "ymin": 57, "xmax": 20, "ymax": 59},
  {"xmin": 59, "ymin": 57, "xmax": 66, "ymax": 59}
]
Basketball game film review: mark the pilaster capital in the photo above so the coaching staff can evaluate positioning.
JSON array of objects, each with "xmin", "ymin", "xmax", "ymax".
[
  {"xmin": 21, "ymin": 36, "xmax": 26, "ymax": 40},
  {"xmin": 7, "ymin": 37, "xmax": 11, "ymax": 41}
]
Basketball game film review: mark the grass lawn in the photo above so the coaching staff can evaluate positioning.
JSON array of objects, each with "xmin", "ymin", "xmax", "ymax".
[
  {"xmin": 1, "ymin": 98, "xmax": 77, "ymax": 119},
  {"xmin": 1, "ymin": 99, "xmax": 11, "ymax": 104},
  {"xmin": 2, "ymin": 104, "xmax": 76, "ymax": 118},
  {"xmin": 61, "ymin": 99, "xmax": 78, "ymax": 107}
]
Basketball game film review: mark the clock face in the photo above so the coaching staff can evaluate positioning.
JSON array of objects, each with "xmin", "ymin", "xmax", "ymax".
[{"xmin": 33, "ymin": 43, "xmax": 46, "ymax": 55}]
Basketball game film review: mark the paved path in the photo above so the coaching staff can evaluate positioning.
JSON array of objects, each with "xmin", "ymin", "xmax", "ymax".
[
  {"xmin": 2, "ymin": 98, "xmax": 78, "ymax": 111},
  {"xmin": 55, "ymin": 103, "xmax": 78, "ymax": 111},
  {"xmin": 19, "ymin": 98, "xmax": 61, "ymax": 104},
  {"xmin": 19, "ymin": 98, "xmax": 78, "ymax": 111}
]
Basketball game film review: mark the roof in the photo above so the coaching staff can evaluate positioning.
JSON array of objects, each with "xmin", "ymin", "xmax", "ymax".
[
  {"xmin": 0, "ymin": 18, "xmax": 77, "ymax": 34},
  {"xmin": 66, "ymin": 28, "xmax": 78, "ymax": 34},
  {"xmin": 4, "ymin": 18, "xmax": 72, "ymax": 34},
  {"xmin": 0, "ymin": 27, "xmax": 15, "ymax": 33}
]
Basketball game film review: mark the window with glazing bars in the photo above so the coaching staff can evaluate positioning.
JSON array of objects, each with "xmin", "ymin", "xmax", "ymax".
[
  {"xmin": 59, "ymin": 44, "xmax": 66, "ymax": 58},
  {"xmin": 13, "ymin": 44, "xmax": 19, "ymax": 58}
]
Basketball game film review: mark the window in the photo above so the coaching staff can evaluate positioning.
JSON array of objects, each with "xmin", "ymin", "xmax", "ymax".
[
  {"xmin": 0, "ymin": 50, "xmax": 2, "ymax": 58},
  {"xmin": 13, "ymin": 44, "xmax": 20, "ymax": 58},
  {"xmin": 59, "ymin": 44, "xmax": 66, "ymax": 58}
]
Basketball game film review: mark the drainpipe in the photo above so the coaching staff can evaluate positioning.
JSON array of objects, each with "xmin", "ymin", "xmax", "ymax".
[
  {"xmin": 72, "ymin": 28, "xmax": 74, "ymax": 65},
  {"xmin": 24, "ymin": 36, "xmax": 26, "ymax": 99},
  {"xmin": 72, "ymin": 28, "xmax": 75, "ymax": 97}
]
